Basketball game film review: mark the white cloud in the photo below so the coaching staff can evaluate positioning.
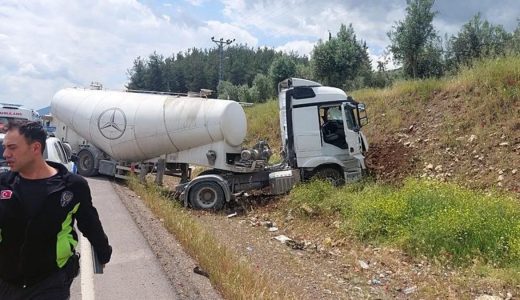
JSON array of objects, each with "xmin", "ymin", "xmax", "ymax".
[
  {"xmin": 183, "ymin": 0, "xmax": 207, "ymax": 6},
  {"xmin": 205, "ymin": 21, "xmax": 258, "ymax": 47},
  {"xmin": 275, "ymin": 40, "xmax": 315, "ymax": 57},
  {"xmin": 0, "ymin": 0, "xmax": 254, "ymax": 109},
  {"xmin": 221, "ymin": 0, "xmax": 405, "ymax": 52},
  {"xmin": 367, "ymin": 49, "xmax": 399, "ymax": 71}
]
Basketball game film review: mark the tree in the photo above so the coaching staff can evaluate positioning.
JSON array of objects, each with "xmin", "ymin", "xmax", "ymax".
[
  {"xmin": 268, "ymin": 55, "xmax": 297, "ymax": 89},
  {"xmin": 388, "ymin": 0, "xmax": 441, "ymax": 78},
  {"xmin": 182, "ymin": 48, "xmax": 208, "ymax": 92},
  {"xmin": 510, "ymin": 21, "xmax": 520, "ymax": 54},
  {"xmin": 217, "ymin": 80, "xmax": 238, "ymax": 100},
  {"xmin": 127, "ymin": 44, "xmax": 306, "ymax": 96},
  {"xmin": 295, "ymin": 62, "xmax": 313, "ymax": 80},
  {"xmin": 252, "ymin": 73, "xmax": 274, "ymax": 102},
  {"xmin": 126, "ymin": 57, "xmax": 147, "ymax": 90},
  {"xmin": 145, "ymin": 52, "xmax": 166, "ymax": 91},
  {"xmin": 371, "ymin": 51, "xmax": 392, "ymax": 88},
  {"xmin": 312, "ymin": 24, "xmax": 372, "ymax": 89},
  {"xmin": 417, "ymin": 41, "xmax": 444, "ymax": 77},
  {"xmin": 247, "ymin": 85, "xmax": 260, "ymax": 103},
  {"xmin": 447, "ymin": 13, "xmax": 511, "ymax": 68}
]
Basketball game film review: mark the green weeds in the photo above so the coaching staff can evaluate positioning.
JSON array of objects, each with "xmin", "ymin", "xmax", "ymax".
[{"xmin": 290, "ymin": 178, "xmax": 520, "ymax": 267}]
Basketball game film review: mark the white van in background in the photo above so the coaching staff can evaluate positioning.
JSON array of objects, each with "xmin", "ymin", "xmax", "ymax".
[{"xmin": 0, "ymin": 134, "xmax": 76, "ymax": 173}]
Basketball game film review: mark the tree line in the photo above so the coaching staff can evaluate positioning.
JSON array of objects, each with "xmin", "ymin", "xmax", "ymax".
[{"xmin": 127, "ymin": 0, "xmax": 520, "ymax": 103}]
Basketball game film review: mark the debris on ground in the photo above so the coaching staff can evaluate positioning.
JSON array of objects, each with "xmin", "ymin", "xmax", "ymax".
[
  {"xmin": 358, "ymin": 260, "xmax": 370, "ymax": 270},
  {"xmin": 193, "ymin": 266, "xmax": 209, "ymax": 278},
  {"xmin": 475, "ymin": 295, "xmax": 503, "ymax": 300},
  {"xmin": 274, "ymin": 235, "xmax": 292, "ymax": 243},
  {"xmin": 273, "ymin": 235, "xmax": 305, "ymax": 250},
  {"xmin": 226, "ymin": 212, "xmax": 238, "ymax": 218},
  {"xmin": 403, "ymin": 285, "xmax": 417, "ymax": 295}
]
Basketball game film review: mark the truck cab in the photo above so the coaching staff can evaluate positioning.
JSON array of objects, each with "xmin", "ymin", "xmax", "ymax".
[{"xmin": 278, "ymin": 78, "xmax": 368, "ymax": 184}]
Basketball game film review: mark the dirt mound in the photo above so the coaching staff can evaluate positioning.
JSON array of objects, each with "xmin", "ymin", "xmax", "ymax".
[{"xmin": 364, "ymin": 138, "xmax": 417, "ymax": 184}]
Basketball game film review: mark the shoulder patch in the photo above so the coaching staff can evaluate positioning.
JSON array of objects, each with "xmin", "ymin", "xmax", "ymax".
[
  {"xmin": 60, "ymin": 191, "xmax": 74, "ymax": 207},
  {"xmin": 0, "ymin": 190, "xmax": 12, "ymax": 200}
]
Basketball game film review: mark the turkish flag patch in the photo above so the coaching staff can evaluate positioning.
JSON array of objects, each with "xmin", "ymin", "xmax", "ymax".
[{"xmin": 0, "ymin": 190, "xmax": 13, "ymax": 200}]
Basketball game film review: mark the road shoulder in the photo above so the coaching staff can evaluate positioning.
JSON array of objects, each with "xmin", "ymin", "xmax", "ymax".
[{"xmin": 112, "ymin": 181, "xmax": 222, "ymax": 300}]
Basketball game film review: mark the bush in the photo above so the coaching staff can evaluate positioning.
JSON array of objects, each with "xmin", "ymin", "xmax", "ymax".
[
  {"xmin": 289, "ymin": 178, "xmax": 520, "ymax": 266},
  {"xmin": 252, "ymin": 73, "xmax": 274, "ymax": 102},
  {"xmin": 217, "ymin": 80, "xmax": 237, "ymax": 100},
  {"xmin": 218, "ymin": 79, "xmax": 271, "ymax": 103}
]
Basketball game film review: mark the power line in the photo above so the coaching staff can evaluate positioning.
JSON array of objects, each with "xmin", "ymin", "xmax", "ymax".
[{"xmin": 211, "ymin": 36, "xmax": 235, "ymax": 83}]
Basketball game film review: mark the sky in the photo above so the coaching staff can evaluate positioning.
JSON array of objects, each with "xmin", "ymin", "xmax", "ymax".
[{"xmin": 0, "ymin": 0, "xmax": 518, "ymax": 110}]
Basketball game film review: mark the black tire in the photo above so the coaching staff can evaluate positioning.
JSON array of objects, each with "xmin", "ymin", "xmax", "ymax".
[
  {"xmin": 77, "ymin": 150, "xmax": 98, "ymax": 177},
  {"xmin": 189, "ymin": 181, "xmax": 225, "ymax": 210},
  {"xmin": 313, "ymin": 167, "xmax": 344, "ymax": 186}
]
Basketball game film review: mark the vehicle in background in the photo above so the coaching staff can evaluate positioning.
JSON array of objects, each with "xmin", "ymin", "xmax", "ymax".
[
  {"xmin": 0, "ymin": 133, "xmax": 76, "ymax": 174},
  {"xmin": 0, "ymin": 134, "xmax": 7, "ymax": 173},
  {"xmin": 0, "ymin": 103, "xmax": 42, "ymax": 133},
  {"xmin": 44, "ymin": 136, "xmax": 76, "ymax": 173}
]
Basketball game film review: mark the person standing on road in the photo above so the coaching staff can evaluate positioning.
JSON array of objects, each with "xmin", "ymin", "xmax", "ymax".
[{"xmin": 0, "ymin": 120, "xmax": 112, "ymax": 299}]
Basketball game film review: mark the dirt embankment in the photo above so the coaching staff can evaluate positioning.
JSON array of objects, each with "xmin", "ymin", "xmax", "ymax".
[
  {"xmin": 364, "ymin": 137, "xmax": 417, "ymax": 184},
  {"xmin": 362, "ymin": 87, "xmax": 519, "ymax": 193}
]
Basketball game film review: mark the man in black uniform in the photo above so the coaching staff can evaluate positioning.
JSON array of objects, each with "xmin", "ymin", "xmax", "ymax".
[{"xmin": 0, "ymin": 120, "xmax": 112, "ymax": 299}]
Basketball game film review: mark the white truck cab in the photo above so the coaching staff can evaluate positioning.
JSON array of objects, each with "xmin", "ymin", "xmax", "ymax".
[{"xmin": 278, "ymin": 78, "xmax": 368, "ymax": 183}]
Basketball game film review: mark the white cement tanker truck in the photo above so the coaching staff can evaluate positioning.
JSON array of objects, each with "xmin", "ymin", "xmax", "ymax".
[{"xmin": 51, "ymin": 78, "xmax": 368, "ymax": 209}]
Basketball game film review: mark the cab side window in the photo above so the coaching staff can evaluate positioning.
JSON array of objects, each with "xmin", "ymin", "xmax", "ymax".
[
  {"xmin": 319, "ymin": 105, "xmax": 347, "ymax": 149},
  {"xmin": 53, "ymin": 142, "xmax": 67, "ymax": 164}
]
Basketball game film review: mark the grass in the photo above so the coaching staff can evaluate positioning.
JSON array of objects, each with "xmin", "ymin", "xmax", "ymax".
[
  {"xmin": 290, "ymin": 178, "xmax": 520, "ymax": 269},
  {"xmin": 127, "ymin": 177, "xmax": 298, "ymax": 299},
  {"xmin": 353, "ymin": 55, "xmax": 520, "ymax": 136},
  {"xmin": 456, "ymin": 55, "xmax": 520, "ymax": 103}
]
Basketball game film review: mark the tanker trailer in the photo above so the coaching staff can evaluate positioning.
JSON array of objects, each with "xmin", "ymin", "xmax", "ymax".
[{"xmin": 51, "ymin": 88, "xmax": 262, "ymax": 177}]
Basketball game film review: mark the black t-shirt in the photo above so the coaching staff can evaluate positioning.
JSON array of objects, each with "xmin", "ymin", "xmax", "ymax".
[{"xmin": 18, "ymin": 173, "xmax": 59, "ymax": 218}]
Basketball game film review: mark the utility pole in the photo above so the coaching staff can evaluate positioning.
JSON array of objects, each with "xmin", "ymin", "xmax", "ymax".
[{"xmin": 211, "ymin": 36, "xmax": 235, "ymax": 83}]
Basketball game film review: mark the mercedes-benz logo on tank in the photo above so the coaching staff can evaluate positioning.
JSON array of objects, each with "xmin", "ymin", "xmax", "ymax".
[{"xmin": 98, "ymin": 108, "xmax": 127, "ymax": 140}]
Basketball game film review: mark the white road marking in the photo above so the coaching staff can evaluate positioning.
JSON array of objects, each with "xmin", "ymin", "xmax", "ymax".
[{"xmin": 80, "ymin": 234, "xmax": 95, "ymax": 300}]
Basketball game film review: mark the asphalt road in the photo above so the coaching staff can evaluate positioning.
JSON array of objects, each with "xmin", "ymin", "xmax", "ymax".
[{"xmin": 70, "ymin": 177, "xmax": 183, "ymax": 300}]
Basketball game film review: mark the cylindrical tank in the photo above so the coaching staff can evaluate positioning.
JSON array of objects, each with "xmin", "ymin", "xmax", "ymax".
[{"xmin": 51, "ymin": 88, "xmax": 247, "ymax": 161}]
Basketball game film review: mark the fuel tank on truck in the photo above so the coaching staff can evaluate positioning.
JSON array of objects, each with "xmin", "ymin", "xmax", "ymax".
[{"xmin": 51, "ymin": 88, "xmax": 247, "ymax": 162}]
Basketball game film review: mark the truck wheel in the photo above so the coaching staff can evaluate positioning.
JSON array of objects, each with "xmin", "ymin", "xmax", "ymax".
[
  {"xmin": 77, "ymin": 150, "xmax": 98, "ymax": 177},
  {"xmin": 313, "ymin": 167, "xmax": 344, "ymax": 186},
  {"xmin": 189, "ymin": 181, "xmax": 225, "ymax": 210}
]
